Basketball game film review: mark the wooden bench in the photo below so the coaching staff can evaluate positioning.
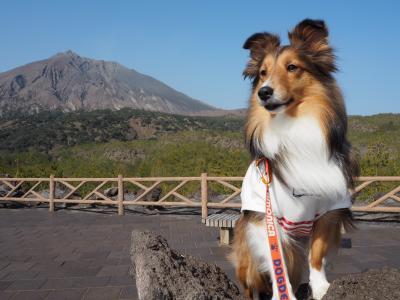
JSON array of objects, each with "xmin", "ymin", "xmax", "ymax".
[
  {"xmin": 204, "ymin": 214, "xmax": 352, "ymax": 248},
  {"xmin": 203, "ymin": 213, "xmax": 241, "ymax": 245}
]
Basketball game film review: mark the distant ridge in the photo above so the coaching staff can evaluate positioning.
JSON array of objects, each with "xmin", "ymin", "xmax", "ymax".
[{"xmin": 0, "ymin": 50, "xmax": 219, "ymax": 116}]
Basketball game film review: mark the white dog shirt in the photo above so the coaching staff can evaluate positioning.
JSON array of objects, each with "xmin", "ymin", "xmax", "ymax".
[{"xmin": 241, "ymin": 161, "xmax": 352, "ymax": 236}]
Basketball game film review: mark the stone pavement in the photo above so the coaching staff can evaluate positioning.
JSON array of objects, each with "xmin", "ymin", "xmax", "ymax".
[{"xmin": 0, "ymin": 208, "xmax": 399, "ymax": 300}]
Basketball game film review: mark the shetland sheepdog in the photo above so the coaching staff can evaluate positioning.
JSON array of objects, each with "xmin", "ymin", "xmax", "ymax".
[{"xmin": 230, "ymin": 19, "xmax": 359, "ymax": 300}]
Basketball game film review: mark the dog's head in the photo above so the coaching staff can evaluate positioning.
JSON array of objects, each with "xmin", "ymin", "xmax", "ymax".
[{"xmin": 243, "ymin": 19, "xmax": 336, "ymax": 114}]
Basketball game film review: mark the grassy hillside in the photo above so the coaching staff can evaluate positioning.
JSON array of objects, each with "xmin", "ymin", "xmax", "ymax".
[
  {"xmin": 0, "ymin": 132, "xmax": 249, "ymax": 178},
  {"xmin": 348, "ymin": 114, "xmax": 400, "ymax": 176},
  {"xmin": 0, "ymin": 109, "xmax": 399, "ymax": 179}
]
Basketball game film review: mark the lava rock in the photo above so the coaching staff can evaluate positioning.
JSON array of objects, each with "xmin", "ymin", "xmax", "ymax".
[
  {"xmin": 323, "ymin": 268, "xmax": 400, "ymax": 299},
  {"xmin": 130, "ymin": 230, "xmax": 243, "ymax": 300},
  {"xmin": 143, "ymin": 187, "xmax": 163, "ymax": 211},
  {"xmin": 144, "ymin": 187, "xmax": 162, "ymax": 201},
  {"xmin": 104, "ymin": 187, "xmax": 118, "ymax": 197}
]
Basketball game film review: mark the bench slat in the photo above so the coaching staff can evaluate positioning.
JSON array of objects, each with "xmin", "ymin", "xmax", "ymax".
[
  {"xmin": 232, "ymin": 215, "xmax": 240, "ymax": 227},
  {"xmin": 206, "ymin": 214, "xmax": 215, "ymax": 226},
  {"xmin": 220, "ymin": 215, "xmax": 225, "ymax": 227},
  {"xmin": 222, "ymin": 214, "xmax": 229, "ymax": 227},
  {"xmin": 205, "ymin": 213, "xmax": 240, "ymax": 228},
  {"xmin": 227, "ymin": 214, "xmax": 234, "ymax": 227},
  {"xmin": 225, "ymin": 215, "xmax": 230, "ymax": 227},
  {"xmin": 206, "ymin": 214, "xmax": 220, "ymax": 226},
  {"xmin": 224, "ymin": 214, "xmax": 232, "ymax": 227},
  {"xmin": 231, "ymin": 214, "xmax": 240, "ymax": 227},
  {"xmin": 228, "ymin": 214, "xmax": 236, "ymax": 227}
]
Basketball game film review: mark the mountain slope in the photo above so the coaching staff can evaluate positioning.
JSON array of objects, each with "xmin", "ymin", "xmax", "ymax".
[
  {"xmin": 0, "ymin": 108, "xmax": 244, "ymax": 152},
  {"xmin": 0, "ymin": 51, "xmax": 215, "ymax": 115}
]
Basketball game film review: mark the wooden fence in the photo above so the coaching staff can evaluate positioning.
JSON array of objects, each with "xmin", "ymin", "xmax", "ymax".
[{"xmin": 0, "ymin": 175, "xmax": 399, "ymax": 217}]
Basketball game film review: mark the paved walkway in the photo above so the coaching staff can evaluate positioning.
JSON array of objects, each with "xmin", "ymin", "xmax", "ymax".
[{"xmin": 0, "ymin": 208, "xmax": 399, "ymax": 300}]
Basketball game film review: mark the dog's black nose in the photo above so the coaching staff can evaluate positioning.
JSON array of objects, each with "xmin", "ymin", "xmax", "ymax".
[{"xmin": 258, "ymin": 86, "xmax": 274, "ymax": 101}]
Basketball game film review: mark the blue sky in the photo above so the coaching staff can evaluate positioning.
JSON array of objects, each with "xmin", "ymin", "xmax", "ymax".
[{"xmin": 1, "ymin": 1, "xmax": 399, "ymax": 115}]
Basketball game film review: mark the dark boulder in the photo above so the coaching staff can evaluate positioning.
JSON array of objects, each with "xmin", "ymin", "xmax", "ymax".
[
  {"xmin": 143, "ymin": 187, "xmax": 163, "ymax": 211},
  {"xmin": 144, "ymin": 187, "xmax": 162, "ymax": 201},
  {"xmin": 130, "ymin": 230, "xmax": 243, "ymax": 300},
  {"xmin": 323, "ymin": 268, "xmax": 400, "ymax": 300},
  {"xmin": 104, "ymin": 187, "xmax": 118, "ymax": 197}
]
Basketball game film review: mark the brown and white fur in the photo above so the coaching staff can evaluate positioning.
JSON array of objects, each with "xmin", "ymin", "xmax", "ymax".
[{"xmin": 230, "ymin": 19, "xmax": 359, "ymax": 299}]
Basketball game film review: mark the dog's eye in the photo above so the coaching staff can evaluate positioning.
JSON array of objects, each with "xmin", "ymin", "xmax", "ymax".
[
  {"xmin": 260, "ymin": 70, "xmax": 267, "ymax": 77},
  {"xmin": 287, "ymin": 64, "xmax": 298, "ymax": 72}
]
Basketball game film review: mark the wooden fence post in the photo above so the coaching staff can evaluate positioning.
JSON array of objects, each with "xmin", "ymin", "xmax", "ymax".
[
  {"xmin": 118, "ymin": 174, "xmax": 124, "ymax": 216},
  {"xmin": 49, "ymin": 174, "xmax": 55, "ymax": 212},
  {"xmin": 201, "ymin": 173, "xmax": 208, "ymax": 222}
]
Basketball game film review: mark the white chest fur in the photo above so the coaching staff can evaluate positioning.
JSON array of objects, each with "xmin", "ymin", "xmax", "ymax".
[{"xmin": 258, "ymin": 113, "xmax": 348, "ymax": 200}]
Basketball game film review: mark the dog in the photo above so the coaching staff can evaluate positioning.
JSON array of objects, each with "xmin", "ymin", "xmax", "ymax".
[{"xmin": 230, "ymin": 19, "xmax": 359, "ymax": 300}]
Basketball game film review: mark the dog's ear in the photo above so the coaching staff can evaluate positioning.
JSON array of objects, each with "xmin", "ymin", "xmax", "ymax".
[
  {"xmin": 242, "ymin": 33, "xmax": 280, "ymax": 81},
  {"xmin": 289, "ymin": 19, "xmax": 337, "ymax": 74}
]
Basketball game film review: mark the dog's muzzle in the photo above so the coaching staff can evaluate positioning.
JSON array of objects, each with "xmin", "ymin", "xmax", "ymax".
[
  {"xmin": 263, "ymin": 98, "xmax": 294, "ymax": 111},
  {"xmin": 258, "ymin": 86, "xmax": 293, "ymax": 112}
]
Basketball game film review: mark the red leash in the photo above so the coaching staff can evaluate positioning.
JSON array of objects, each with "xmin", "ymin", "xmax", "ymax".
[{"xmin": 256, "ymin": 158, "xmax": 291, "ymax": 300}]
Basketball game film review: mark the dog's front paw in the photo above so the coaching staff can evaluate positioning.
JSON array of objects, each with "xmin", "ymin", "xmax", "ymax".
[{"xmin": 310, "ymin": 281, "xmax": 330, "ymax": 300}]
